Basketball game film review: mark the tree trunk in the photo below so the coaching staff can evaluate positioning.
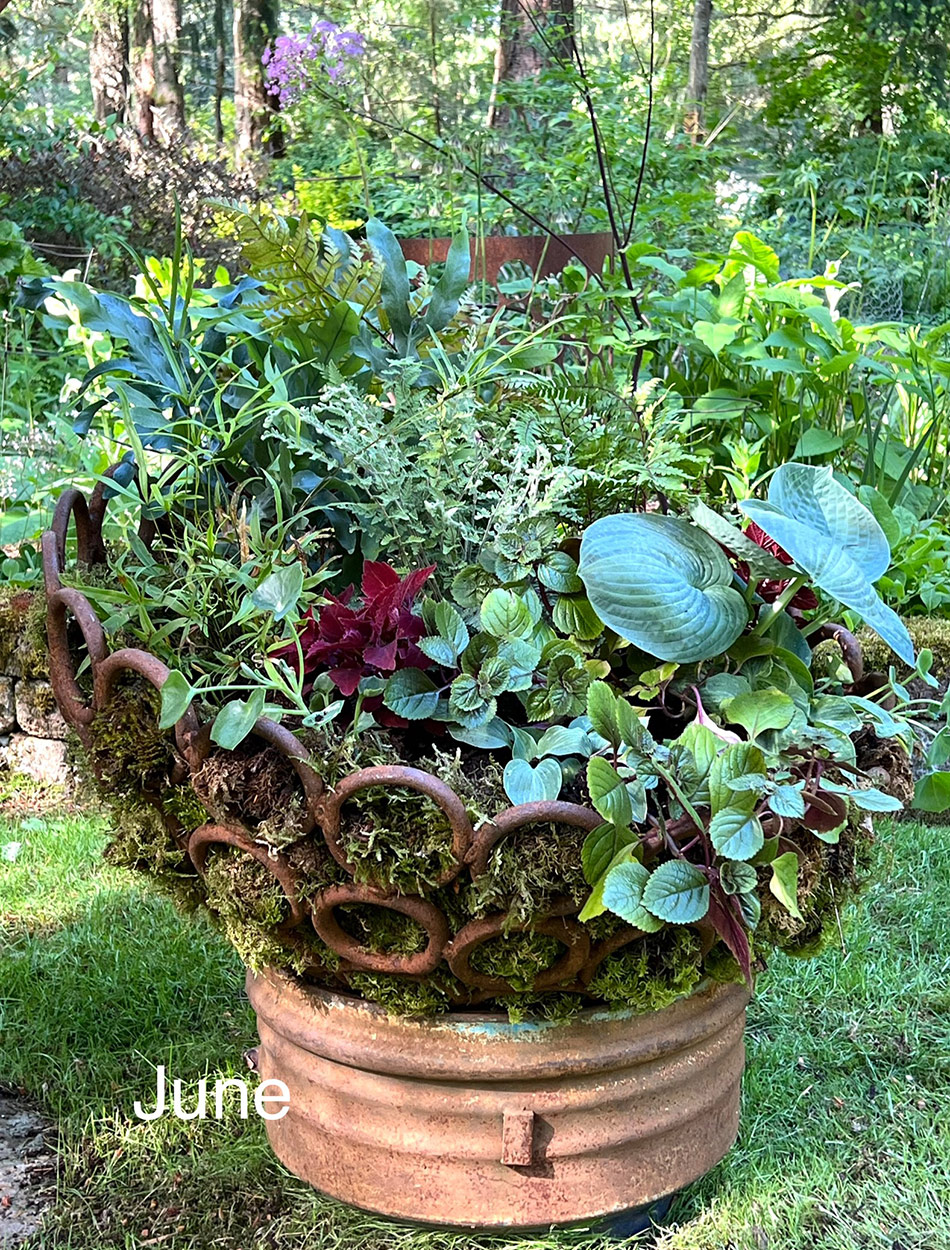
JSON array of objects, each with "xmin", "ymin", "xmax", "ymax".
[
  {"xmin": 152, "ymin": 0, "xmax": 185, "ymax": 139},
  {"xmin": 213, "ymin": 0, "xmax": 226, "ymax": 144},
  {"xmin": 90, "ymin": 0, "xmax": 129, "ymax": 124},
  {"xmin": 487, "ymin": 0, "xmax": 573, "ymax": 128},
  {"xmin": 685, "ymin": 0, "xmax": 712, "ymax": 142},
  {"xmin": 129, "ymin": 0, "xmax": 156, "ymax": 142},
  {"xmin": 233, "ymin": 0, "xmax": 281, "ymax": 160}
]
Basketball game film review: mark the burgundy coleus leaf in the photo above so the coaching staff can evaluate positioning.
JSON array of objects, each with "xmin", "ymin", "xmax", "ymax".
[
  {"xmin": 732, "ymin": 522, "xmax": 818, "ymax": 614},
  {"xmin": 705, "ymin": 882, "xmax": 753, "ymax": 986},
  {"xmin": 272, "ymin": 561, "xmax": 436, "ymax": 697}
]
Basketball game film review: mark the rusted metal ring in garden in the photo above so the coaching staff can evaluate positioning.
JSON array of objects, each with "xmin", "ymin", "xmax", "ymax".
[
  {"xmin": 816, "ymin": 622, "xmax": 864, "ymax": 684},
  {"xmin": 44, "ymin": 583, "xmax": 108, "ymax": 730},
  {"xmin": 467, "ymin": 800, "xmax": 603, "ymax": 879},
  {"xmin": 49, "ymin": 487, "xmax": 107, "ymax": 573},
  {"xmin": 188, "ymin": 822, "xmax": 307, "ymax": 932},
  {"xmin": 445, "ymin": 910, "xmax": 591, "ymax": 995},
  {"xmin": 311, "ymin": 882, "xmax": 450, "ymax": 976},
  {"xmin": 95, "ymin": 647, "xmax": 200, "ymax": 774},
  {"xmin": 316, "ymin": 765, "xmax": 474, "ymax": 885}
]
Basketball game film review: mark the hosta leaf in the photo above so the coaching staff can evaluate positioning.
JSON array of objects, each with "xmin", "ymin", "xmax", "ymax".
[
  {"xmin": 709, "ymin": 808, "xmax": 765, "ymax": 860},
  {"xmin": 740, "ymin": 463, "xmax": 914, "ymax": 665},
  {"xmin": 579, "ymin": 513, "xmax": 748, "ymax": 663},
  {"xmin": 688, "ymin": 498, "xmax": 790, "ymax": 581},
  {"xmin": 503, "ymin": 757, "xmax": 562, "ymax": 805},
  {"xmin": 642, "ymin": 860, "xmax": 710, "ymax": 924},
  {"xmin": 536, "ymin": 725, "xmax": 593, "ymax": 758},
  {"xmin": 448, "ymin": 717, "xmax": 512, "ymax": 750},
  {"xmin": 769, "ymin": 851, "xmax": 803, "ymax": 920},
  {"xmin": 251, "ymin": 563, "xmax": 304, "ymax": 621},
  {"xmin": 384, "ymin": 669, "xmax": 440, "ymax": 720}
]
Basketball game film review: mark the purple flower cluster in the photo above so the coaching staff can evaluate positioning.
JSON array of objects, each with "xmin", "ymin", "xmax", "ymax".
[{"xmin": 263, "ymin": 20, "xmax": 366, "ymax": 106}]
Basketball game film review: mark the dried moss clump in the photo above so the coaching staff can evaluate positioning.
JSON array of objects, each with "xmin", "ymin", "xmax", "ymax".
[
  {"xmin": 191, "ymin": 744, "xmax": 308, "ymax": 847},
  {"xmin": 586, "ymin": 928, "xmax": 704, "ymax": 1013}
]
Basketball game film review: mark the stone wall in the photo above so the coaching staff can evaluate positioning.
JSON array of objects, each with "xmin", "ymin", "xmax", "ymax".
[{"xmin": 0, "ymin": 592, "xmax": 71, "ymax": 787}]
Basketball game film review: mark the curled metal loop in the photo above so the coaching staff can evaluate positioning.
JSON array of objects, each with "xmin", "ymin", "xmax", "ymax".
[
  {"xmin": 95, "ymin": 647, "xmax": 200, "ymax": 773},
  {"xmin": 311, "ymin": 883, "xmax": 450, "ymax": 976},
  {"xmin": 816, "ymin": 622, "xmax": 864, "ymax": 684},
  {"xmin": 445, "ymin": 904, "xmax": 591, "ymax": 996},
  {"xmin": 188, "ymin": 822, "xmax": 307, "ymax": 933},
  {"xmin": 45, "ymin": 585, "xmax": 108, "ymax": 730},
  {"xmin": 468, "ymin": 801, "xmax": 603, "ymax": 879},
  {"xmin": 317, "ymin": 765, "xmax": 474, "ymax": 885}
]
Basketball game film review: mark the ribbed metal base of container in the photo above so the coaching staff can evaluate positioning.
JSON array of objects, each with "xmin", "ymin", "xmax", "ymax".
[{"xmin": 246, "ymin": 970, "xmax": 749, "ymax": 1230}]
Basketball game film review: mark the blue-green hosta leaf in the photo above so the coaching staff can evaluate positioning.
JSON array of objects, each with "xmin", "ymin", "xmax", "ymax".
[
  {"xmin": 642, "ymin": 861, "xmax": 710, "ymax": 924},
  {"xmin": 709, "ymin": 808, "xmax": 765, "ymax": 860},
  {"xmin": 510, "ymin": 725, "xmax": 539, "ymax": 761},
  {"xmin": 536, "ymin": 725, "xmax": 594, "ymax": 758},
  {"xmin": 383, "ymin": 669, "xmax": 440, "ymax": 720},
  {"xmin": 740, "ymin": 463, "xmax": 914, "ymax": 665},
  {"xmin": 769, "ymin": 851, "xmax": 803, "ymax": 920},
  {"xmin": 503, "ymin": 757, "xmax": 562, "ymax": 805},
  {"xmin": 211, "ymin": 688, "xmax": 266, "ymax": 750},
  {"xmin": 578, "ymin": 513, "xmax": 749, "ymax": 663},
  {"xmin": 811, "ymin": 695, "xmax": 862, "ymax": 736},
  {"xmin": 722, "ymin": 689, "xmax": 796, "ymax": 739},
  {"xmin": 448, "ymin": 717, "xmax": 512, "ymax": 750}
]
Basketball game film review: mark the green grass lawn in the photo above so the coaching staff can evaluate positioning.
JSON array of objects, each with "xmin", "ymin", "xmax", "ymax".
[{"xmin": 1, "ymin": 807, "xmax": 949, "ymax": 1250}]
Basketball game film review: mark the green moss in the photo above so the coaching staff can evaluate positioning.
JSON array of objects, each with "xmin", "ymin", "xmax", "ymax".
[
  {"xmin": 162, "ymin": 785, "xmax": 210, "ymax": 836},
  {"xmin": 86, "ymin": 683, "xmax": 179, "ymax": 797},
  {"xmin": 468, "ymin": 821, "xmax": 589, "ymax": 924},
  {"xmin": 857, "ymin": 618, "xmax": 950, "ymax": 677},
  {"xmin": 336, "ymin": 904, "xmax": 428, "ymax": 956},
  {"xmin": 469, "ymin": 931, "xmax": 563, "ymax": 992},
  {"xmin": 345, "ymin": 969, "xmax": 460, "ymax": 1017},
  {"xmin": 203, "ymin": 848, "xmax": 288, "ymax": 927},
  {"xmin": 0, "ymin": 589, "xmax": 49, "ymax": 679},
  {"xmin": 586, "ymin": 927, "xmax": 704, "ymax": 1012},
  {"xmin": 103, "ymin": 799, "xmax": 204, "ymax": 911},
  {"xmin": 502, "ymin": 992, "xmax": 585, "ymax": 1024}
]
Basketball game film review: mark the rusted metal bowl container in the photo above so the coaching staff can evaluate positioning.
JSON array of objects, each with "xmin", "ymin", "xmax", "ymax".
[{"xmin": 247, "ymin": 968, "xmax": 749, "ymax": 1229}]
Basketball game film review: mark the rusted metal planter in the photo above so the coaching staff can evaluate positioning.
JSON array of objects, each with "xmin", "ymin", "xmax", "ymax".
[{"xmin": 247, "ymin": 968, "xmax": 749, "ymax": 1229}]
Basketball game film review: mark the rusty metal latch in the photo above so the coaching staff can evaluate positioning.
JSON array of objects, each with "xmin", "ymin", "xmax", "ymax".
[{"xmin": 501, "ymin": 1109, "xmax": 535, "ymax": 1166}]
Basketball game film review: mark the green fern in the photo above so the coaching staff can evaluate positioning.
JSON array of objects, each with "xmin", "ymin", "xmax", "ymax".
[{"xmin": 211, "ymin": 202, "xmax": 381, "ymax": 329}]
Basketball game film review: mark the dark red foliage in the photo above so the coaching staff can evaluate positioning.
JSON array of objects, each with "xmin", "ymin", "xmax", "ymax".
[
  {"xmin": 737, "ymin": 522, "xmax": 818, "ymax": 614},
  {"xmin": 275, "ymin": 561, "xmax": 435, "ymax": 699}
]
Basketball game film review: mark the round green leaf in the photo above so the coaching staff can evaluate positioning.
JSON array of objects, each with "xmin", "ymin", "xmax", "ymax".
[
  {"xmin": 578, "ymin": 513, "xmax": 748, "ymax": 663},
  {"xmin": 480, "ymin": 589, "xmax": 534, "ymax": 639},
  {"xmin": 913, "ymin": 770, "xmax": 950, "ymax": 813},
  {"xmin": 641, "ymin": 860, "xmax": 710, "ymax": 924}
]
